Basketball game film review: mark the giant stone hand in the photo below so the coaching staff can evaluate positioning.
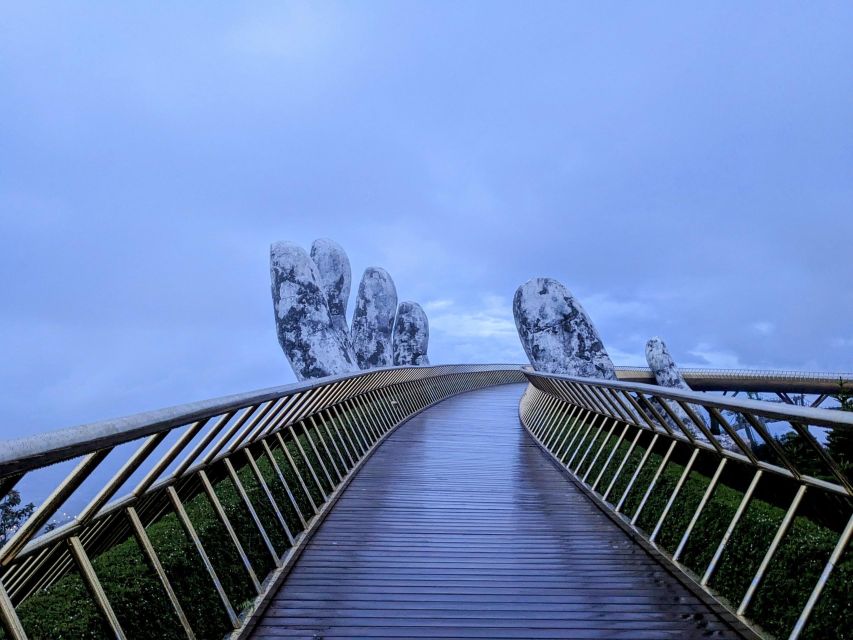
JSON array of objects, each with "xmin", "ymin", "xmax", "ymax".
[
  {"xmin": 271, "ymin": 240, "xmax": 430, "ymax": 380},
  {"xmin": 513, "ymin": 277, "xmax": 616, "ymax": 379}
]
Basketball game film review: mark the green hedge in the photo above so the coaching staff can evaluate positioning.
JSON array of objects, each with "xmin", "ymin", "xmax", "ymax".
[
  {"xmin": 14, "ymin": 389, "xmax": 848, "ymax": 640},
  {"xmin": 6, "ymin": 409, "xmax": 371, "ymax": 640},
  {"xmin": 544, "ymin": 417, "xmax": 852, "ymax": 640}
]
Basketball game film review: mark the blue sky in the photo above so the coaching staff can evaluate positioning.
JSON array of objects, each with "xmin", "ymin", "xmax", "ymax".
[{"xmin": 1, "ymin": 2, "xmax": 852, "ymax": 438}]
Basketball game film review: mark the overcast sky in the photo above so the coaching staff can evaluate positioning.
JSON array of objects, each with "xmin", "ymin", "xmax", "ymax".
[{"xmin": 2, "ymin": 2, "xmax": 852, "ymax": 438}]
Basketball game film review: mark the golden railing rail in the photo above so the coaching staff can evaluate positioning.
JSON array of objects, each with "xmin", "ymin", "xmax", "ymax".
[
  {"xmin": 519, "ymin": 367, "xmax": 853, "ymax": 640},
  {"xmin": 614, "ymin": 366, "xmax": 853, "ymax": 395},
  {"xmin": 0, "ymin": 364, "xmax": 525, "ymax": 640}
]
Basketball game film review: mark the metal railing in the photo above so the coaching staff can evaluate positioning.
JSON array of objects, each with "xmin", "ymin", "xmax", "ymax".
[
  {"xmin": 519, "ymin": 369, "xmax": 853, "ymax": 640},
  {"xmin": 0, "ymin": 364, "xmax": 525, "ymax": 639},
  {"xmin": 615, "ymin": 366, "xmax": 853, "ymax": 394}
]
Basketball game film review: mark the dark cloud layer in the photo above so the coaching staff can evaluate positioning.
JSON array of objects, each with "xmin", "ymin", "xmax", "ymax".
[{"xmin": 1, "ymin": 2, "xmax": 851, "ymax": 439}]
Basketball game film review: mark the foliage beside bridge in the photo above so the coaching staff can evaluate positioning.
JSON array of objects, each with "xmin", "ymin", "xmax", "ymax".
[
  {"xmin": 4, "ymin": 408, "xmax": 358, "ymax": 640},
  {"xmin": 4, "ymin": 384, "xmax": 851, "ymax": 639},
  {"xmin": 559, "ymin": 417, "xmax": 852, "ymax": 640}
]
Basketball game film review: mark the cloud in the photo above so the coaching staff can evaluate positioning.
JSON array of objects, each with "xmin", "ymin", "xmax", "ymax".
[
  {"xmin": 751, "ymin": 321, "xmax": 775, "ymax": 335},
  {"xmin": 1, "ymin": 2, "xmax": 852, "ymax": 445},
  {"xmin": 423, "ymin": 298, "xmax": 453, "ymax": 311},
  {"xmin": 429, "ymin": 295, "xmax": 517, "ymax": 340},
  {"xmin": 683, "ymin": 343, "xmax": 750, "ymax": 369},
  {"xmin": 426, "ymin": 295, "xmax": 526, "ymax": 364},
  {"xmin": 581, "ymin": 293, "xmax": 656, "ymax": 323},
  {"xmin": 606, "ymin": 346, "xmax": 648, "ymax": 367}
]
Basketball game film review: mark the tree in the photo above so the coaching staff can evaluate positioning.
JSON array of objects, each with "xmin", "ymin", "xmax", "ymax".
[
  {"xmin": 1, "ymin": 489, "xmax": 35, "ymax": 545},
  {"xmin": 826, "ymin": 381, "xmax": 853, "ymax": 477}
]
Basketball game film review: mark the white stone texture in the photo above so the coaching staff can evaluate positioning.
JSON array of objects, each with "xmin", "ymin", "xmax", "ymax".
[
  {"xmin": 310, "ymin": 238, "xmax": 352, "ymax": 343},
  {"xmin": 645, "ymin": 337, "xmax": 741, "ymax": 451},
  {"xmin": 350, "ymin": 267, "xmax": 398, "ymax": 369},
  {"xmin": 513, "ymin": 278, "xmax": 616, "ymax": 379},
  {"xmin": 270, "ymin": 241, "xmax": 357, "ymax": 381},
  {"xmin": 393, "ymin": 301, "xmax": 430, "ymax": 366}
]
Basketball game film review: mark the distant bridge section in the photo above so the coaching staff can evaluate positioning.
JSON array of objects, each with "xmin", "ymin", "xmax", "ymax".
[{"xmin": 615, "ymin": 366, "xmax": 853, "ymax": 395}]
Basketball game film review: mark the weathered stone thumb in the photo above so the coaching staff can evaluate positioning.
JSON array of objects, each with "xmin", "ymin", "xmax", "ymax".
[{"xmin": 645, "ymin": 337, "xmax": 690, "ymax": 390}]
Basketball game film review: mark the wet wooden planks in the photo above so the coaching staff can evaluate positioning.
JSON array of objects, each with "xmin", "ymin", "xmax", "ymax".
[{"xmin": 251, "ymin": 384, "xmax": 742, "ymax": 639}]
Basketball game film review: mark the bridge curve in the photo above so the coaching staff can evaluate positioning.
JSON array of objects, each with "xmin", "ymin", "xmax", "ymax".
[{"xmin": 249, "ymin": 384, "xmax": 741, "ymax": 639}]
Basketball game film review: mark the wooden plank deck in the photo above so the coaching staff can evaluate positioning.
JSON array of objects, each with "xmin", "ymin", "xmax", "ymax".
[{"xmin": 250, "ymin": 384, "xmax": 742, "ymax": 639}]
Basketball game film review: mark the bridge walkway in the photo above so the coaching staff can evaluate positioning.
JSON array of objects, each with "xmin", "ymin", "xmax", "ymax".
[{"xmin": 250, "ymin": 384, "xmax": 741, "ymax": 639}]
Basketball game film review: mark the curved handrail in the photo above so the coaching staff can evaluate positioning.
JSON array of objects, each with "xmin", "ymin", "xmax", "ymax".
[
  {"xmin": 0, "ymin": 364, "xmax": 525, "ymax": 640},
  {"xmin": 529, "ymin": 368, "xmax": 853, "ymax": 431},
  {"xmin": 0, "ymin": 364, "xmax": 522, "ymax": 475},
  {"xmin": 5, "ymin": 363, "xmax": 844, "ymax": 474},
  {"xmin": 613, "ymin": 365, "xmax": 853, "ymax": 394},
  {"xmin": 519, "ymin": 368, "xmax": 853, "ymax": 640}
]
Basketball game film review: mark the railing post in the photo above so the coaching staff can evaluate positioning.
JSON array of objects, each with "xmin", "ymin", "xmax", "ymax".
[
  {"xmin": 167, "ymin": 486, "xmax": 239, "ymax": 628},
  {"xmin": 0, "ymin": 578, "xmax": 27, "ymax": 640},
  {"xmin": 125, "ymin": 506, "xmax": 196, "ymax": 639},
  {"xmin": 67, "ymin": 536, "xmax": 127, "ymax": 640}
]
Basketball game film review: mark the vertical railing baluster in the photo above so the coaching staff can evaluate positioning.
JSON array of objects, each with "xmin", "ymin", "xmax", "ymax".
[
  {"xmin": 702, "ymin": 470, "xmax": 763, "ymax": 586},
  {"xmin": 198, "ymin": 470, "xmax": 262, "ymax": 592},
  {"xmin": 331, "ymin": 404, "xmax": 367, "ymax": 456},
  {"xmin": 167, "ymin": 487, "xmax": 239, "ymax": 629},
  {"xmin": 789, "ymin": 512, "xmax": 853, "ymax": 640},
  {"xmin": 631, "ymin": 440, "xmax": 679, "ymax": 525},
  {"xmin": 0, "ymin": 578, "xmax": 28, "ymax": 640},
  {"xmin": 616, "ymin": 434, "xmax": 660, "ymax": 513},
  {"xmin": 355, "ymin": 395, "xmax": 384, "ymax": 440},
  {"xmin": 560, "ymin": 409, "xmax": 592, "ymax": 464},
  {"xmin": 339, "ymin": 399, "xmax": 371, "ymax": 450},
  {"xmin": 553, "ymin": 406, "xmax": 584, "ymax": 458},
  {"xmin": 549, "ymin": 402, "xmax": 579, "ymax": 449},
  {"xmin": 223, "ymin": 459, "xmax": 281, "ymax": 566},
  {"xmin": 321, "ymin": 409, "xmax": 355, "ymax": 469},
  {"xmin": 244, "ymin": 449, "xmax": 295, "ymax": 545},
  {"xmin": 576, "ymin": 417, "xmax": 613, "ymax": 477},
  {"xmin": 260, "ymin": 439, "xmax": 309, "ymax": 528},
  {"xmin": 307, "ymin": 417, "xmax": 343, "ymax": 483},
  {"xmin": 582, "ymin": 419, "xmax": 617, "ymax": 484},
  {"xmin": 674, "ymin": 459, "xmax": 728, "ymax": 561},
  {"xmin": 532, "ymin": 394, "xmax": 555, "ymax": 439},
  {"xmin": 649, "ymin": 448, "xmax": 700, "ymax": 542},
  {"xmin": 738, "ymin": 485, "xmax": 807, "ymax": 615},
  {"xmin": 286, "ymin": 426, "xmax": 328, "ymax": 502},
  {"xmin": 592, "ymin": 423, "xmax": 631, "ymax": 493},
  {"xmin": 567, "ymin": 415, "xmax": 602, "ymax": 470},
  {"xmin": 67, "ymin": 536, "xmax": 127, "ymax": 639},
  {"xmin": 125, "ymin": 506, "xmax": 196, "ymax": 639},
  {"xmin": 540, "ymin": 397, "xmax": 565, "ymax": 447},
  {"xmin": 275, "ymin": 432, "xmax": 319, "ymax": 514},
  {"xmin": 353, "ymin": 397, "xmax": 378, "ymax": 443}
]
